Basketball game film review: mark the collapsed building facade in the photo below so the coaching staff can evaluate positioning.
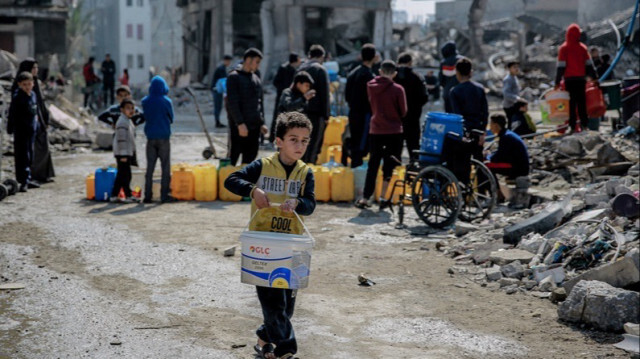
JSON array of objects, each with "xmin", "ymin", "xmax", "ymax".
[{"xmin": 177, "ymin": 0, "xmax": 392, "ymax": 82}]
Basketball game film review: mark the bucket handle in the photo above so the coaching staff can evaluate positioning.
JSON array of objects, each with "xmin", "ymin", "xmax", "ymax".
[{"xmin": 244, "ymin": 203, "xmax": 315, "ymax": 243}]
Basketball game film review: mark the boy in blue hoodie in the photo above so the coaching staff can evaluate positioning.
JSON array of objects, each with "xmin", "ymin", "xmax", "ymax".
[{"xmin": 141, "ymin": 76, "xmax": 174, "ymax": 203}]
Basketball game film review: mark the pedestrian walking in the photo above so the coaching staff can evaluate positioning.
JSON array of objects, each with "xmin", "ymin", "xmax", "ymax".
[
  {"xmin": 439, "ymin": 42, "xmax": 464, "ymax": 113},
  {"xmin": 141, "ymin": 76, "xmax": 175, "ymax": 203},
  {"xmin": 101, "ymin": 54, "xmax": 116, "ymax": 105},
  {"xmin": 270, "ymin": 53, "xmax": 301, "ymax": 145},
  {"xmin": 345, "ymin": 43, "xmax": 376, "ymax": 168},
  {"xmin": 226, "ymin": 48, "xmax": 268, "ymax": 166},
  {"xmin": 211, "ymin": 55, "xmax": 232, "ymax": 128},
  {"xmin": 82, "ymin": 57, "xmax": 100, "ymax": 109},
  {"xmin": 297, "ymin": 45, "xmax": 330, "ymax": 164},
  {"xmin": 394, "ymin": 52, "xmax": 428, "ymax": 156}
]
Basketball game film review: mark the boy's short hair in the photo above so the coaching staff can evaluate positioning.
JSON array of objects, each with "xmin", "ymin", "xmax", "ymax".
[
  {"xmin": 116, "ymin": 85, "xmax": 131, "ymax": 95},
  {"xmin": 293, "ymin": 71, "xmax": 314, "ymax": 86},
  {"xmin": 490, "ymin": 114, "xmax": 507, "ymax": 129},
  {"xmin": 275, "ymin": 112, "xmax": 313, "ymax": 140},
  {"xmin": 308, "ymin": 44, "xmax": 325, "ymax": 59},
  {"xmin": 289, "ymin": 53, "xmax": 300, "ymax": 64},
  {"xmin": 380, "ymin": 60, "xmax": 397, "ymax": 75},
  {"xmin": 361, "ymin": 44, "xmax": 376, "ymax": 62},
  {"xmin": 397, "ymin": 52, "xmax": 412, "ymax": 65},
  {"xmin": 515, "ymin": 99, "xmax": 529, "ymax": 108},
  {"xmin": 120, "ymin": 98, "xmax": 135, "ymax": 109},
  {"xmin": 507, "ymin": 61, "xmax": 520, "ymax": 69},
  {"xmin": 17, "ymin": 71, "xmax": 33, "ymax": 83},
  {"xmin": 243, "ymin": 48, "xmax": 263, "ymax": 60},
  {"xmin": 223, "ymin": 54, "xmax": 232, "ymax": 60},
  {"xmin": 456, "ymin": 58, "xmax": 472, "ymax": 77}
]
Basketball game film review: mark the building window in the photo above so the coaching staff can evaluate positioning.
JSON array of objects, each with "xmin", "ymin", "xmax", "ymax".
[
  {"xmin": 138, "ymin": 54, "xmax": 144, "ymax": 69},
  {"xmin": 126, "ymin": 24, "xmax": 133, "ymax": 38},
  {"xmin": 137, "ymin": 24, "xmax": 143, "ymax": 40},
  {"xmin": 127, "ymin": 54, "xmax": 134, "ymax": 69},
  {"xmin": 137, "ymin": 0, "xmax": 143, "ymax": 6},
  {"xmin": 126, "ymin": 0, "xmax": 132, "ymax": 6}
]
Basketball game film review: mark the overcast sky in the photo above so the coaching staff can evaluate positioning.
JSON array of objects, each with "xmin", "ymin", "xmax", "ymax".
[{"xmin": 393, "ymin": 0, "xmax": 444, "ymax": 20}]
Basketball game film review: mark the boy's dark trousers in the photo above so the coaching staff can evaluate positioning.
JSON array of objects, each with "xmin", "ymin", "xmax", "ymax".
[
  {"xmin": 112, "ymin": 156, "xmax": 132, "ymax": 197},
  {"xmin": 363, "ymin": 133, "xmax": 404, "ymax": 199},
  {"xmin": 348, "ymin": 111, "xmax": 370, "ymax": 168},
  {"xmin": 213, "ymin": 90, "xmax": 223, "ymax": 125},
  {"xmin": 256, "ymin": 287, "xmax": 297, "ymax": 357},
  {"xmin": 402, "ymin": 110, "xmax": 422, "ymax": 157},
  {"xmin": 144, "ymin": 139, "xmax": 171, "ymax": 201},
  {"xmin": 503, "ymin": 105, "xmax": 519, "ymax": 128},
  {"xmin": 228, "ymin": 124, "xmax": 260, "ymax": 166},
  {"xmin": 564, "ymin": 77, "xmax": 588, "ymax": 130},
  {"xmin": 13, "ymin": 131, "xmax": 36, "ymax": 185},
  {"xmin": 302, "ymin": 114, "xmax": 326, "ymax": 164},
  {"xmin": 104, "ymin": 81, "xmax": 115, "ymax": 105}
]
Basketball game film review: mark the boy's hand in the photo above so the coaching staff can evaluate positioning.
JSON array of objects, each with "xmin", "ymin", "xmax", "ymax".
[
  {"xmin": 238, "ymin": 124, "xmax": 248, "ymax": 137},
  {"xmin": 304, "ymin": 89, "xmax": 316, "ymax": 100},
  {"xmin": 280, "ymin": 199, "xmax": 298, "ymax": 213},
  {"xmin": 260, "ymin": 125, "xmax": 269, "ymax": 135},
  {"xmin": 120, "ymin": 157, "xmax": 128, "ymax": 163},
  {"xmin": 252, "ymin": 188, "xmax": 270, "ymax": 209}
]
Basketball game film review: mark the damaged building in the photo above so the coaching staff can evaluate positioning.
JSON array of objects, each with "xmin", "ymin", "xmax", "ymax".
[
  {"xmin": 0, "ymin": 0, "xmax": 68, "ymax": 69},
  {"xmin": 177, "ymin": 0, "xmax": 392, "ymax": 82}
]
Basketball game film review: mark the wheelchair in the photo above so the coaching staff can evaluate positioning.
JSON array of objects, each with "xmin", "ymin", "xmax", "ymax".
[{"xmin": 386, "ymin": 129, "xmax": 497, "ymax": 229}]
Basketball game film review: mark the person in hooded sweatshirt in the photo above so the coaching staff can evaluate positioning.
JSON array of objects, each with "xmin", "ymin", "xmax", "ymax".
[
  {"xmin": 141, "ymin": 76, "xmax": 175, "ymax": 203},
  {"xmin": 439, "ymin": 41, "xmax": 464, "ymax": 113},
  {"xmin": 555, "ymin": 23, "xmax": 597, "ymax": 133},
  {"xmin": 394, "ymin": 52, "xmax": 428, "ymax": 156},
  {"xmin": 356, "ymin": 60, "xmax": 407, "ymax": 209}
]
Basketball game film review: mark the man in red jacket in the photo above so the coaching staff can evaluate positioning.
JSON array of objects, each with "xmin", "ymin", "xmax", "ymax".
[
  {"xmin": 555, "ymin": 23, "xmax": 597, "ymax": 133},
  {"xmin": 356, "ymin": 60, "xmax": 407, "ymax": 209}
]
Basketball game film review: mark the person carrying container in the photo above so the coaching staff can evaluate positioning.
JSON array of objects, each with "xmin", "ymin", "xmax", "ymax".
[
  {"xmin": 554, "ymin": 23, "xmax": 597, "ymax": 134},
  {"xmin": 224, "ymin": 111, "xmax": 316, "ymax": 359}
]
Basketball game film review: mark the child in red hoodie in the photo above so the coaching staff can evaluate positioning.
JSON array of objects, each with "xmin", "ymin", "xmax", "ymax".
[{"xmin": 356, "ymin": 60, "xmax": 407, "ymax": 209}]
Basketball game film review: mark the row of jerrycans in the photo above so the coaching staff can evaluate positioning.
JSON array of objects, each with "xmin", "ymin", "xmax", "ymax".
[
  {"xmin": 311, "ymin": 165, "xmax": 354, "ymax": 203},
  {"xmin": 170, "ymin": 163, "xmax": 245, "ymax": 201}
]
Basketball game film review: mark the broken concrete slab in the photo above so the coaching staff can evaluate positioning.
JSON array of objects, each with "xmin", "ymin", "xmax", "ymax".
[
  {"xmin": 223, "ymin": 246, "xmax": 236, "ymax": 257},
  {"xmin": 499, "ymin": 277, "xmax": 520, "ymax": 287},
  {"xmin": 550, "ymin": 287, "xmax": 567, "ymax": 303},
  {"xmin": 95, "ymin": 131, "xmax": 114, "ymax": 150},
  {"xmin": 533, "ymin": 264, "xmax": 565, "ymax": 284},
  {"xmin": 570, "ymin": 208, "xmax": 608, "ymax": 222},
  {"xmin": 555, "ymin": 136, "xmax": 584, "ymax": 156},
  {"xmin": 516, "ymin": 233, "xmax": 545, "ymax": 254},
  {"xmin": 48, "ymin": 103, "xmax": 81, "ymax": 131},
  {"xmin": 558, "ymin": 280, "xmax": 640, "ymax": 332},
  {"xmin": 471, "ymin": 241, "xmax": 511, "ymax": 264},
  {"xmin": 597, "ymin": 143, "xmax": 627, "ymax": 165},
  {"xmin": 614, "ymin": 334, "xmax": 640, "ymax": 354},
  {"xmin": 625, "ymin": 323, "xmax": 640, "ymax": 336},
  {"xmin": 485, "ymin": 266, "xmax": 502, "ymax": 281},
  {"xmin": 585, "ymin": 194, "xmax": 611, "ymax": 206},
  {"xmin": 490, "ymin": 249, "xmax": 536, "ymax": 266},
  {"xmin": 455, "ymin": 222, "xmax": 478, "ymax": 237},
  {"xmin": 626, "ymin": 248, "xmax": 639, "ymax": 272},
  {"xmin": 538, "ymin": 275, "xmax": 557, "ymax": 292},
  {"xmin": 563, "ymin": 257, "xmax": 640, "ymax": 294},
  {"xmin": 501, "ymin": 260, "xmax": 525, "ymax": 279}
]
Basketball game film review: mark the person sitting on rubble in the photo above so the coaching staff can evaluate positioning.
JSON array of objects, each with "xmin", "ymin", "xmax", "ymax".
[
  {"xmin": 485, "ymin": 114, "xmax": 530, "ymax": 182},
  {"xmin": 509, "ymin": 99, "xmax": 536, "ymax": 137},
  {"xmin": 98, "ymin": 85, "xmax": 144, "ymax": 128},
  {"xmin": 277, "ymin": 71, "xmax": 316, "ymax": 116}
]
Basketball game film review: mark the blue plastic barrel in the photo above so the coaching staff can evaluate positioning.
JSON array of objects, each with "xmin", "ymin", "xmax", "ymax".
[
  {"xmin": 95, "ymin": 167, "xmax": 117, "ymax": 201},
  {"xmin": 420, "ymin": 112, "xmax": 464, "ymax": 163}
]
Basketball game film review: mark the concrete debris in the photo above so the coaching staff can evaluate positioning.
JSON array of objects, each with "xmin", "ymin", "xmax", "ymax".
[
  {"xmin": 501, "ymin": 260, "xmax": 525, "ymax": 279},
  {"xmin": 562, "ymin": 257, "xmax": 640, "ymax": 294},
  {"xmin": 485, "ymin": 266, "xmax": 503, "ymax": 281},
  {"xmin": 48, "ymin": 103, "xmax": 81, "ymax": 131},
  {"xmin": 538, "ymin": 275, "xmax": 557, "ymax": 292},
  {"xmin": 503, "ymin": 191, "xmax": 573, "ymax": 244},
  {"xmin": 455, "ymin": 222, "xmax": 478, "ymax": 237},
  {"xmin": 625, "ymin": 323, "xmax": 640, "ymax": 337},
  {"xmin": 613, "ymin": 334, "xmax": 640, "ymax": 354},
  {"xmin": 95, "ymin": 131, "xmax": 114, "ymax": 150},
  {"xmin": 558, "ymin": 280, "xmax": 640, "ymax": 332},
  {"xmin": 550, "ymin": 287, "xmax": 567, "ymax": 303},
  {"xmin": 223, "ymin": 246, "xmax": 236, "ymax": 257},
  {"xmin": 499, "ymin": 278, "xmax": 520, "ymax": 288},
  {"xmin": 490, "ymin": 249, "xmax": 536, "ymax": 266}
]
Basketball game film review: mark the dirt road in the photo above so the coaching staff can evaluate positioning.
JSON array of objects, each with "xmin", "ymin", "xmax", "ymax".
[{"xmin": 0, "ymin": 133, "xmax": 627, "ymax": 358}]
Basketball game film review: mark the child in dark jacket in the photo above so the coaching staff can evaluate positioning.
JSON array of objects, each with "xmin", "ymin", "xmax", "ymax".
[
  {"xmin": 7, "ymin": 72, "xmax": 39, "ymax": 192},
  {"xmin": 111, "ymin": 99, "xmax": 139, "ymax": 203},
  {"xmin": 509, "ymin": 100, "xmax": 536, "ymax": 136},
  {"xmin": 97, "ymin": 85, "xmax": 145, "ymax": 128},
  {"xmin": 277, "ymin": 71, "xmax": 315, "ymax": 116},
  {"xmin": 356, "ymin": 60, "xmax": 407, "ymax": 209},
  {"xmin": 224, "ymin": 112, "xmax": 316, "ymax": 359}
]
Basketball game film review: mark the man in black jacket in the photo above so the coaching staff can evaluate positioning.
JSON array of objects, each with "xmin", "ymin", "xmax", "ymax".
[
  {"xmin": 270, "ymin": 53, "xmax": 301, "ymax": 144},
  {"xmin": 395, "ymin": 52, "xmax": 428, "ymax": 156},
  {"xmin": 277, "ymin": 71, "xmax": 315, "ymax": 115},
  {"xmin": 345, "ymin": 43, "xmax": 376, "ymax": 168},
  {"xmin": 297, "ymin": 44, "xmax": 330, "ymax": 164},
  {"xmin": 101, "ymin": 54, "xmax": 116, "ymax": 105},
  {"xmin": 226, "ymin": 48, "xmax": 268, "ymax": 166},
  {"xmin": 211, "ymin": 54, "xmax": 231, "ymax": 128}
]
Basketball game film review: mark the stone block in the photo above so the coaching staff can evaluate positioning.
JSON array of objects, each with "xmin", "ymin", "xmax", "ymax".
[
  {"xmin": 606, "ymin": 179, "xmax": 621, "ymax": 196},
  {"xmin": 558, "ymin": 280, "xmax": 640, "ymax": 332},
  {"xmin": 490, "ymin": 249, "xmax": 536, "ymax": 266},
  {"xmin": 585, "ymin": 194, "xmax": 611, "ymax": 206},
  {"xmin": 550, "ymin": 287, "xmax": 567, "ymax": 302},
  {"xmin": 501, "ymin": 260, "xmax": 525, "ymax": 279},
  {"xmin": 625, "ymin": 323, "xmax": 640, "ymax": 336},
  {"xmin": 95, "ymin": 131, "xmax": 114, "ymax": 150},
  {"xmin": 538, "ymin": 275, "xmax": 557, "ymax": 292},
  {"xmin": 485, "ymin": 266, "xmax": 502, "ymax": 281},
  {"xmin": 455, "ymin": 222, "xmax": 478, "ymax": 237},
  {"xmin": 523, "ymin": 279, "xmax": 537, "ymax": 290},
  {"xmin": 563, "ymin": 257, "xmax": 640, "ymax": 294},
  {"xmin": 517, "ymin": 233, "xmax": 545, "ymax": 254},
  {"xmin": 626, "ymin": 248, "xmax": 640, "ymax": 272},
  {"xmin": 499, "ymin": 277, "xmax": 520, "ymax": 287}
]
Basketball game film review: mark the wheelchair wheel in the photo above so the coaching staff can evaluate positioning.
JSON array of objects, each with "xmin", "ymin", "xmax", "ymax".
[
  {"xmin": 0, "ymin": 184, "xmax": 7, "ymax": 202},
  {"xmin": 3, "ymin": 179, "xmax": 19, "ymax": 196},
  {"xmin": 458, "ymin": 159, "xmax": 497, "ymax": 222},
  {"xmin": 411, "ymin": 166, "xmax": 462, "ymax": 229}
]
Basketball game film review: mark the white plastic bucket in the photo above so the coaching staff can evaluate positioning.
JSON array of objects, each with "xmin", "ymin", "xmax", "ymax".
[{"xmin": 239, "ymin": 208, "xmax": 314, "ymax": 289}]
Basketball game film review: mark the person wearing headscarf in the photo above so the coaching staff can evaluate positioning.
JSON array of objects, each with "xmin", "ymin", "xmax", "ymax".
[{"xmin": 11, "ymin": 58, "xmax": 56, "ymax": 183}]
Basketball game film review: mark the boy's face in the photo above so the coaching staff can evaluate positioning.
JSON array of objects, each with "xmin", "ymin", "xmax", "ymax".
[
  {"xmin": 489, "ymin": 120, "xmax": 502, "ymax": 135},
  {"xmin": 296, "ymin": 82, "xmax": 311, "ymax": 94},
  {"xmin": 245, "ymin": 57, "xmax": 261, "ymax": 73},
  {"xmin": 520, "ymin": 103, "xmax": 528, "ymax": 112},
  {"xmin": 509, "ymin": 64, "xmax": 519, "ymax": 75},
  {"xmin": 18, "ymin": 79, "xmax": 34, "ymax": 94},
  {"xmin": 276, "ymin": 127, "xmax": 311, "ymax": 162},
  {"xmin": 121, "ymin": 103, "xmax": 135, "ymax": 118},
  {"xmin": 116, "ymin": 90, "xmax": 131, "ymax": 103}
]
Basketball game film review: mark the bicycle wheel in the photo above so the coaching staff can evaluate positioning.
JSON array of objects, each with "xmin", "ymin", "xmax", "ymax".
[
  {"xmin": 411, "ymin": 166, "xmax": 462, "ymax": 228},
  {"xmin": 458, "ymin": 159, "xmax": 497, "ymax": 222}
]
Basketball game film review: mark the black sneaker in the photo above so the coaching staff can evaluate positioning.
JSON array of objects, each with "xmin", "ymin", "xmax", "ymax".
[
  {"xmin": 215, "ymin": 123, "xmax": 226, "ymax": 128},
  {"xmin": 27, "ymin": 181, "xmax": 41, "ymax": 189},
  {"xmin": 19, "ymin": 184, "xmax": 28, "ymax": 193},
  {"xmin": 161, "ymin": 196, "xmax": 178, "ymax": 203},
  {"xmin": 143, "ymin": 198, "xmax": 153, "ymax": 204}
]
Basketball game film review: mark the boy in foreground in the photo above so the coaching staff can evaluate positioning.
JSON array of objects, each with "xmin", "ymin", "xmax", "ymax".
[{"xmin": 225, "ymin": 111, "xmax": 316, "ymax": 359}]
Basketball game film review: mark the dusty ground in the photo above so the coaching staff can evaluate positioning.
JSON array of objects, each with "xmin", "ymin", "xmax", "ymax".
[{"xmin": 0, "ymin": 128, "xmax": 630, "ymax": 359}]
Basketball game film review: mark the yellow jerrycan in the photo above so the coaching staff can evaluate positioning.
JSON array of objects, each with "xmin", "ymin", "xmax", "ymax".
[
  {"xmin": 193, "ymin": 164, "xmax": 218, "ymax": 201},
  {"xmin": 86, "ymin": 174, "xmax": 95, "ymax": 200},
  {"xmin": 171, "ymin": 165, "xmax": 195, "ymax": 200},
  {"xmin": 330, "ymin": 167, "xmax": 355, "ymax": 202},
  {"xmin": 311, "ymin": 165, "xmax": 331, "ymax": 202},
  {"xmin": 323, "ymin": 117, "xmax": 344, "ymax": 146},
  {"xmin": 218, "ymin": 165, "xmax": 243, "ymax": 201}
]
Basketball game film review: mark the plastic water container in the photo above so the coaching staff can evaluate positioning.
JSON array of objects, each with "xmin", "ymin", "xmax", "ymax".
[
  {"xmin": 327, "ymin": 146, "xmax": 342, "ymax": 166},
  {"xmin": 193, "ymin": 164, "xmax": 217, "ymax": 201},
  {"xmin": 311, "ymin": 165, "xmax": 331, "ymax": 202},
  {"xmin": 171, "ymin": 166, "xmax": 195, "ymax": 200},
  {"xmin": 323, "ymin": 117, "xmax": 344, "ymax": 146},
  {"xmin": 240, "ymin": 229, "xmax": 313, "ymax": 289},
  {"xmin": 86, "ymin": 174, "xmax": 95, "ymax": 200},
  {"xmin": 544, "ymin": 90, "xmax": 570, "ymax": 123},
  {"xmin": 330, "ymin": 167, "xmax": 354, "ymax": 202},
  {"xmin": 586, "ymin": 81, "xmax": 606, "ymax": 118},
  {"xmin": 218, "ymin": 165, "xmax": 243, "ymax": 201},
  {"xmin": 353, "ymin": 162, "xmax": 368, "ymax": 199},
  {"xmin": 94, "ymin": 167, "xmax": 117, "ymax": 201},
  {"xmin": 420, "ymin": 112, "xmax": 464, "ymax": 163}
]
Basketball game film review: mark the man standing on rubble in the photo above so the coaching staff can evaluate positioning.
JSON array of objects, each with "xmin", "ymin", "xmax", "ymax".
[
  {"xmin": 555, "ymin": 23, "xmax": 597, "ymax": 134},
  {"xmin": 297, "ymin": 44, "xmax": 330, "ymax": 164},
  {"xmin": 439, "ymin": 41, "xmax": 463, "ymax": 113},
  {"xmin": 394, "ymin": 52, "xmax": 428, "ymax": 156}
]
